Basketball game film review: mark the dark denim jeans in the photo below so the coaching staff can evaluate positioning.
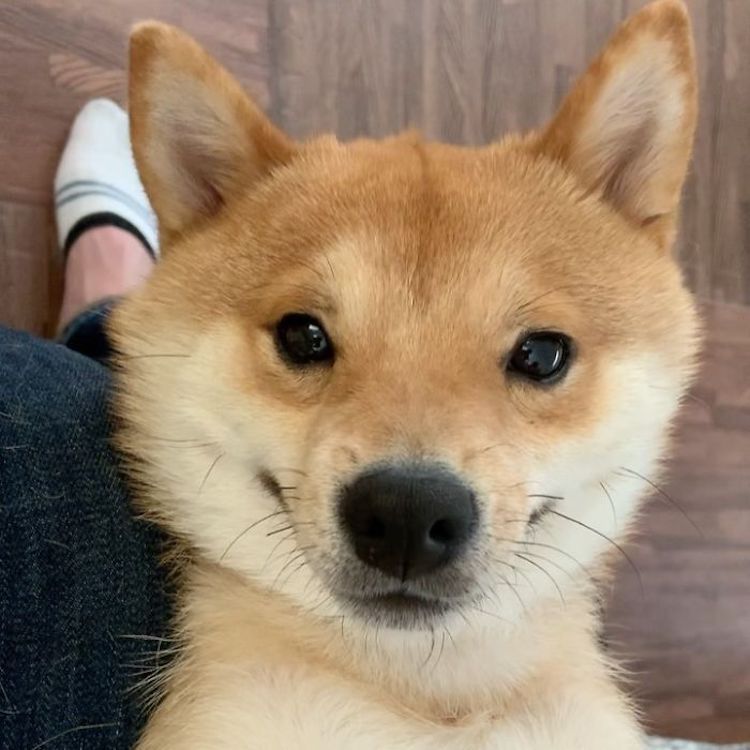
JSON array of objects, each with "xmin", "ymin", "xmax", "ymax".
[{"xmin": 0, "ymin": 320, "xmax": 170, "ymax": 749}]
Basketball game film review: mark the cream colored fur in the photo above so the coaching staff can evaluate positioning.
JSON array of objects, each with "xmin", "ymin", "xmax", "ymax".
[{"xmin": 113, "ymin": 1, "xmax": 700, "ymax": 747}]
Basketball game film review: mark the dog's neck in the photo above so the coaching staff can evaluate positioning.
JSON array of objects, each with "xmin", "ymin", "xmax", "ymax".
[{"xmin": 179, "ymin": 563, "xmax": 600, "ymax": 720}]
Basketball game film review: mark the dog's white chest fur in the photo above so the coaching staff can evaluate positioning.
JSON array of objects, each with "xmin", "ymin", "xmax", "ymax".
[{"xmin": 136, "ymin": 574, "xmax": 644, "ymax": 750}]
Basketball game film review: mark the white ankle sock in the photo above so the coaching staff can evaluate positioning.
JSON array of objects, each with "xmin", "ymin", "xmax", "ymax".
[{"xmin": 55, "ymin": 98, "xmax": 159, "ymax": 258}]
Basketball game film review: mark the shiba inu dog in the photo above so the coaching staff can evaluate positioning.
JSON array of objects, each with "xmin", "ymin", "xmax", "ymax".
[{"xmin": 112, "ymin": 0, "xmax": 700, "ymax": 747}]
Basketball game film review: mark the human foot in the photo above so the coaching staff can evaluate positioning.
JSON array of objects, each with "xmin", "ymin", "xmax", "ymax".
[{"xmin": 55, "ymin": 99, "xmax": 158, "ymax": 332}]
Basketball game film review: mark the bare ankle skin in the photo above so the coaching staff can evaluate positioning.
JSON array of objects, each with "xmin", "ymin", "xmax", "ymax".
[{"xmin": 58, "ymin": 226, "xmax": 155, "ymax": 333}]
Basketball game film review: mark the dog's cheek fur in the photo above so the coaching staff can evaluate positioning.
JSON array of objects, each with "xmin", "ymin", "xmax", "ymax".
[
  {"xmin": 111, "ymin": 314, "xmax": 313, "ymax": 580},
  {"xmin": 501, "ymin": 349, "xmax": 696, "ymax": 605}
]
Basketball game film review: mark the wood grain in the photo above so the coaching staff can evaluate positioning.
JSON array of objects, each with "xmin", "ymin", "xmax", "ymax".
[
  {"xmin": 0, "ymin": 0, "xmax": 747, "ymax": 742},
  {"xmin": 269, "ymin": 0, "xmax": 750, "ymax": 305},
  {"xmin": 0, "ymin": 201, "xmax": 54, "ymax": 334}
]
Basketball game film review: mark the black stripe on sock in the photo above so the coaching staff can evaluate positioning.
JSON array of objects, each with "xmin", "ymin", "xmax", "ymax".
[
  {"xmin": 56, "ymin": 185, "xmax": 156, "ymax": 226},
  {"xmin": 63, "ymin": 212, "xmax": 157, "ymax": 263}
]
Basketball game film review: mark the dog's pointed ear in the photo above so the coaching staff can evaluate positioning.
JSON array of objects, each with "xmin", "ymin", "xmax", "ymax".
[
  {"xmin": 129, "ymin": 22, "xmax": 294, "ymax": 242},
  {"xmin": 531, "ymin": 0, "xmax": 697, "ymax": 248}
]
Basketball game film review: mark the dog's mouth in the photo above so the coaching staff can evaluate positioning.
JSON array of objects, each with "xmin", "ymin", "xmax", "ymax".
[
  {"xmin": 338, "ymin": 589, "xmax": 459, "ymax": 629},
  {"xmin": 256, "ymin": 466, "xmax": 479, "ymax": 629}
]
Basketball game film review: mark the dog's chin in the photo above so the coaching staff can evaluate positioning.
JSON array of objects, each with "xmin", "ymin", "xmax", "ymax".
[{"xmin": 337, "ymin": 590, "xmax": 460, "ymax": 630}]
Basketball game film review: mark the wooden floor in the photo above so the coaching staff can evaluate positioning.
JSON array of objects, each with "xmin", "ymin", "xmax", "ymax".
[{"xmin": 0, "ymin": 0, "xmax": 748, "ymax": 742}]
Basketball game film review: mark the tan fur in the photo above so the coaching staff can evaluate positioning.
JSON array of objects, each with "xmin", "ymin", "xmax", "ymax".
[{"xmin": 113, "ymin": 1, "xmax": 700, "ymax": 747}]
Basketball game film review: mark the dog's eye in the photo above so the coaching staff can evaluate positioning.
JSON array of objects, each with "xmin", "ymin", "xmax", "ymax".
[
  {"xmin": 507, "ymin": 332, "xmax": 571, "ymax": 383},
  {"xmin": 276, "ymin": 313, "xmax": 334, "ymax": 365}
]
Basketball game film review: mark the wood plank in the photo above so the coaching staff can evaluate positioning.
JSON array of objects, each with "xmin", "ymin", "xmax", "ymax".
[{"xmin": 0, "ymin": 201, "xmax": 54, "ymax": 334}]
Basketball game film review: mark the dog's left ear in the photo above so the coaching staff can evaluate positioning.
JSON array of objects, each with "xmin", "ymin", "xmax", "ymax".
[
  {"xmin": 532, "ymin": 0, "xmax": 697, "ymax": 249},
  {"xmin": 129, "ymin": 22, "xmax": 295, "ymax": 244}
]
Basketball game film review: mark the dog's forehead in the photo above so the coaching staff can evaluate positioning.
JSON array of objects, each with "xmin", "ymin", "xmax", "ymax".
[
  {"xmin": 266, "ymin": 142, "xmax": 602, "ymax": 317},
  {"xmin": 276, "ymin": 139, "xmax": 609, "ymax": 280},
  {"xmin": 272, "ymin": 141, "xmax": 562, "ymax": 279},
  {"xmin": 222, "ymin": 135, "xmax": 681, "ymax": 351}
]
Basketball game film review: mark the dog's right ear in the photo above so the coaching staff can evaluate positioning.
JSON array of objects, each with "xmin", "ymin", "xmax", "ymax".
[{"xmin": 129, "ymin": 22, "xmax": 294, "ymax": 243}]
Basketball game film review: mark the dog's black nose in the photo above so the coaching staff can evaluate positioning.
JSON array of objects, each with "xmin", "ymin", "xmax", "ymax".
[{"xmin": 340, "ymin": 464, "xmax": 478, "ymax": 581}]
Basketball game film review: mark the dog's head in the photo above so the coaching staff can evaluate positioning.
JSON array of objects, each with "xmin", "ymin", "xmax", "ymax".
[{"xmin": 114, "ymin": 0, "xmax": 699, "ymax": 637}]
